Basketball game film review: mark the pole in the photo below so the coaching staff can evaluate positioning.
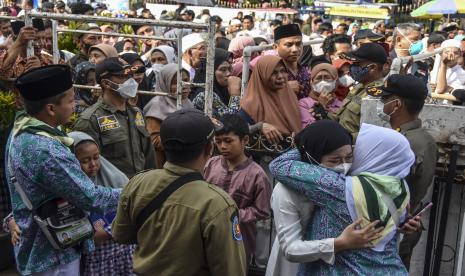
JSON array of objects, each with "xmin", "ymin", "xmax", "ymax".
[
  {"xmin": 432, "ymin": 145, "xmax": 459, "ymax": 276},
  {"xmin": 72, "ymin": 84, "xmax": 170, "ymax": 96},
  {"xmin": 57, "ymin": 28, "xmax": 176, "ymax": 41},
  {"xmin": 24, "ymin": 10, "xmax": 33, "ymax": 59},
  {"xmin": 29, "ymin": 12, "xmax": 209, "ymax": 30},
  {"xmin": 455, "ymin": 210, "xmax": 465, "ymax": 276},
  {"xmin": 51, "ymin": 20, "xmax": 59, "ymax": 64},
  {"xmin": 204, "ymin": 20, "xmax": 216, "ymax": 117},
  {"xmin": 176, "ymin": 28, "xmax": 183, "ymax": 110}
]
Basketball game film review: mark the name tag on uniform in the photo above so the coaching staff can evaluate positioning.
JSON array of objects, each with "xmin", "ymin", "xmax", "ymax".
[
  {"xmin": 135, "ymin": 111, "xmax": 145, "ymax": 127},
  {"xmin": 97, "ymin": 115, "xmax": 120, "ymax": 132}
]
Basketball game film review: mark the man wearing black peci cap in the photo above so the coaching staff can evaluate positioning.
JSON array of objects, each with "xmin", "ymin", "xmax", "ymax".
[
  {"xmin": 367, "ymin": 74, "xmax": 438, "ymax": 270},
  {"xmin": 112, "ymin": 108, "xmax": 247, "ymax": 276},
  {"xmin": 74, "ymin": 57, "xmax": 154, "ymax": 178},
  {"xmin": 5, "ymin": 65, "xmax": 120, "ymax": 275},
  {"xmin": 330, "ymin": 43, "xmax": 386, "ymax": 141},
  {"xmin": 353, "ymin": 29, "xmax": 384, "ymax": 48},
  {"xmin": 273, "ymin": 24, "xmax": 310, "ymax": 99}
]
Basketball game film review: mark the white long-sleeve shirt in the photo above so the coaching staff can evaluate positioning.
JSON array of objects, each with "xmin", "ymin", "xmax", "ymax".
[{"xmin": 265, "ymin": 183, "xmax": 335, "ymax": 276}]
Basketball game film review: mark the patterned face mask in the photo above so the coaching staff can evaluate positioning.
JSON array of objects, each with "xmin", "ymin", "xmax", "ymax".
[{"xmin": 349, "ymin": 64, "xmax": 370, "ymax": 83}]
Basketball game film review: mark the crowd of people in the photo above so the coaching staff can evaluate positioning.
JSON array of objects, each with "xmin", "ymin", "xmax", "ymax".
[{"xmin": 0, "ymin": 0, "xmax": 464, "ymax": 275}]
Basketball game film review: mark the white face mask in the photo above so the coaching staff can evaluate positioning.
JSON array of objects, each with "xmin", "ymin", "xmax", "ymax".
[
  {"xmin": 305, "ymin": 151, "xmax": 352, "ymax": 176},
  {"xmin": 312, "ymin": 80, "xmax": 336, "ymax": 94},
  {"xmin": 110, "ymin": 78, "xmax": 139, "ymax": 99},
  {"xmin": 151, "ymin": 63, "xmax": 164, "ymax": 72},
  {"xmin": 331, "ymin": 163, "xmax": 352, "ymax": 175},
  {"xmin": 376, "ymin": 99, "xmax": 398, "ymax": 123},
  {"xmin": 338, "ymin": 75, "xmax": 355, "ymax": 87}
]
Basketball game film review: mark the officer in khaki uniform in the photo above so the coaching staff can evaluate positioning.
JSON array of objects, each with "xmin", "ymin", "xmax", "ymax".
[
  {"xmin": 74, "ymin": 57, "xmax": 154, "ymax": 178},
  {"xmin": 330, "ymin": 43, "xmax": 387, "ymax": 141},
  {"xmin": 112, "ymin": 108, "xmax": 247, "ymax": 276},
  {"xmin": 368, "ymin": 74, "xmax": 438, "ymax": 270}
]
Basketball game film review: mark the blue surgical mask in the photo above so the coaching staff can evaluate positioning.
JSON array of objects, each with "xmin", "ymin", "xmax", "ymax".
[
  {"xmin": 396, "ymin": 27, "xmax": 423, "ymax": 56},
  {"xmin": 408, "ymin": 40, "xmax": 423, "ymax": 55},
  {"xmin": 349, "ymin": 64, "xmax": 370, "ymax": 83}
]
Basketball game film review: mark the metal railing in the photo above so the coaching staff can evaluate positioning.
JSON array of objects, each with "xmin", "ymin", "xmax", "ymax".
[
  {"xmin": 389, "ymin": 47, "xmax": 444, "ymax": 76},
  {"xmin": 240, "ymin": 38, "xmax": 325, "ymax": 96},
  {"xmin": 20, "ymin": 11, "xmax": 217, "ymax": 116}
]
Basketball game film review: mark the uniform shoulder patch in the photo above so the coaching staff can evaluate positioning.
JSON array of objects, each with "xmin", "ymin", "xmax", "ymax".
[
  {"xmin": 231, "ymin": 213, "xmax": 243, "ymax": 241},
  {"xmin": 135, "ymin": 110, "xmax": 145, "ymax": 127},
  {"xmin": 97, "ymin": 115, "xmax": 121, "ymax": 132}
]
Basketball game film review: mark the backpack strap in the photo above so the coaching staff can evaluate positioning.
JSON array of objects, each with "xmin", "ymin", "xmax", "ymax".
[{"xmin": 135, "ymin": 172, "xmax": 203, "ymax": 233}]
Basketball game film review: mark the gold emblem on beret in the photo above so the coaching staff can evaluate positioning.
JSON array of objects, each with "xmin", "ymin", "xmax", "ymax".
[{"xmin": 367, "ymin": 85, "xmax": 383, "ymax": 96}]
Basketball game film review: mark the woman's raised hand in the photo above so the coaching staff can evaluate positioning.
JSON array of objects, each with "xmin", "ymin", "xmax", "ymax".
[
  {"xmin": 318, "ymin": 91, "xmax": 334, "ymax": 108},
  {"xmin": 261, "ymin": 123, "xmax": 283, "ymax": 144},
  {"xmin": 227, "ymin": 76, "xmax": 242, "ymax": 96},
  {"xmin": 334, "ymin": 219, "xmax": 383, "ymax": 252}
]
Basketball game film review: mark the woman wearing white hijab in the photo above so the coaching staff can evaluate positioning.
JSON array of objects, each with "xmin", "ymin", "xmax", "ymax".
[
  {"xmin": 143, "ymin": 63, "xmax": 193, "ymax": 168},
  {"xmin": 270, "ymin": 123, "xmax": 415, "ymax": 275}
]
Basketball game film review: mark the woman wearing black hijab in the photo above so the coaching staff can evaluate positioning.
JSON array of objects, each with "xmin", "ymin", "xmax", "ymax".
[
  {"xmin": 191, "ymin": 48, "xmax": 242, "ymax": 118},
  {"xmin": 267, "ymin": 120, "xmax": 379, "ymax": 276}
]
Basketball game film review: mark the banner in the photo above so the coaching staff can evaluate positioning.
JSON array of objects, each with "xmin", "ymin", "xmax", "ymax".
[{"xmin": 328, "ymin": 6, "xmax": 390, "ymax": 19}]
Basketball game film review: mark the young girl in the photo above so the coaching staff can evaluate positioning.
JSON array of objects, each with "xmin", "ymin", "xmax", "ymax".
[{"xmin": 69, "ymin": 131, "xmax": 134, "ymax": 276}]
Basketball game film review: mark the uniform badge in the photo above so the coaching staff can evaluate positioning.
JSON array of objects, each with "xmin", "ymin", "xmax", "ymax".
[
  {"xmin": 97, "ymin": 115, "xmax": 120, "ymax": 132},
  {"xmin": 231, "ymin": 214, "xmax": 242, "ymax": 241},
  {"xmin": 366, "ymin": 85, "xmax": 383, "ymax": 97},
  {"xmin": 135, "ymin": 111, "xmax": 145, "ymax": 127}
]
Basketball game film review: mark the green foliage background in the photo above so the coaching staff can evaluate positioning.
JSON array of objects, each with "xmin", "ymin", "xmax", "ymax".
[{"xmin": 0, "ymin": 91, "xmax": 16, "ymax": 131}]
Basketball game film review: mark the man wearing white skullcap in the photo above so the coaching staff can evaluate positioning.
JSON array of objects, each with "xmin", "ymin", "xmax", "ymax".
[
  {"xmin": 181, "ymin": 33, "xmax": 207, "ymax": 80},
  {"xmin": 227, "ymin": 19, "xmax": 242, "ymax": 40},
  {"xmin": 435, "ymin": 39, "xmax": 465, "ymax": 94}
]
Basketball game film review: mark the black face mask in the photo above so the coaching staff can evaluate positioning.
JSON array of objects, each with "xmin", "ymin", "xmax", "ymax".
[{"xmin": 82, "ymin": 43, "xmax": 93, "ymax": 55}]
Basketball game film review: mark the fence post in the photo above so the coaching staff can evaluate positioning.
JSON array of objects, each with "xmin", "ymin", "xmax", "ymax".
[
  {"xmin": 51, "ymin": 20, "xmax": 59, "ymax": 64},
  {"xmin": 176, "ymin": 28, "xmax": 183, "ymax": 110},
  {"xmin": 24, "ymin": 10, "xmax": 34, "ymax": 58},
  {"xmin": 204, "ymin": 20, "xmax": 216, "ymax": 117}
]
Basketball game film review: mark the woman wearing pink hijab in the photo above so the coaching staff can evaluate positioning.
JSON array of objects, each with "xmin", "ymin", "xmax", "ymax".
[{"xmin": 228, "ymin": 35, "xmax": 256, "ymax": 77}]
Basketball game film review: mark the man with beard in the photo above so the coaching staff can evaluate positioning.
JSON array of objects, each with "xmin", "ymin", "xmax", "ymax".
[{"xmin": 68, "ymin": 24, "xmax": 101, "ymax": 70}]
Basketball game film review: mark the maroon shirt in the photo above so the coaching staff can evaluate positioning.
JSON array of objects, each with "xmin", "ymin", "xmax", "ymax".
[
  {"xmin": 287, "ymin": 65, "xmax": 311, "ymax": 100},
  {"xmin": 204, "ymin": 156, "xmax": 272, "ymax": 258}
]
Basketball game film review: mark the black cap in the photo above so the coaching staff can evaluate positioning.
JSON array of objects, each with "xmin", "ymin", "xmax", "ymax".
[
  {"xmin": 15, "ymin": 65, "xmax": 73, "ymax": 101},
  {"xmin": 161, "ymin": 108, "xmax": 220, "ymax": 150},
  {"xmin": 95, "ymin": 57, "xmax": 132, "ymax": 84},
  {"xmin": 340, "ymin": 43, "xmax": 387, "ymax": 64},
  {"xmin": 181, "ymin": 9, "xmax": 195, "ymax": 17},
  {"xmin": 210, "ymin": 15, "xmax": 222, "ymax": 23},
  {"xmin": 366, "ymin": 74, "xmax": 427, "ymax": 100},
  {"xmin": 443, "ymin": 25, "xmax": 458, "ymax": 33},
  {"xmin": 274, "ymin": 24, "xmax": 302, "ymax": 41},
  {"xmin": 56, "ymin": 1, "xmax": 66, "ymax": 8},
  {"xmin": 353, "ymin": 29, "xmax": 384, "ymax": 42},
  {"xmin": 427, "ymin": 33, "xmax": 446, "ymax": 44}
]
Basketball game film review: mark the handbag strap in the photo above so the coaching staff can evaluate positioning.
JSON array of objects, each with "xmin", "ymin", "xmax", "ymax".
[{"xmin": 135, "ymin": 172, "xmax": 203, "ymax": 232}]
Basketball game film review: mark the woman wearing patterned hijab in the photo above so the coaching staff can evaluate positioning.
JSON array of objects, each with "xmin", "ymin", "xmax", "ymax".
[
  {"xmin": 270, "ymin": 123, "xmax": 415, "ymax": 275},
  {"xmin": 73, "ymin": 61, "xmax": 97, "ymax": 115}
]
